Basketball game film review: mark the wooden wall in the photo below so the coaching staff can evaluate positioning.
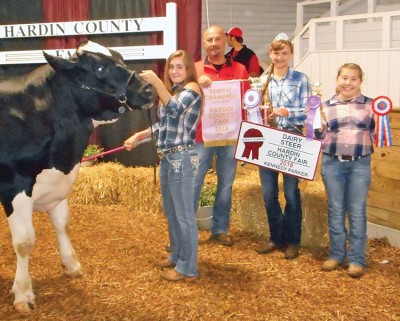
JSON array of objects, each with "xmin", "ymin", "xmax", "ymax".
[{"xmin": 368, "ymin": 109, "xmax": 400, "ymax": 231}]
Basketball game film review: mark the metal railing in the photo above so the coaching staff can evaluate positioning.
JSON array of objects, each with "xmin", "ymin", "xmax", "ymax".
[{"xmin": 293, "ymin": 10, "xmax": 400, "ymax": 66}]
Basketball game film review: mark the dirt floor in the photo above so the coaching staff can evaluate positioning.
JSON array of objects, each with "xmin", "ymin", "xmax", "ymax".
[{"xmin": 0, "ymin": 202, "xmax": 399, "ymax": 321}]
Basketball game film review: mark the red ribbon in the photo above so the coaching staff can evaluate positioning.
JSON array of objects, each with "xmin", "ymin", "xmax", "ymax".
[{"xmin": 241, "ymin": 128, "xmax": 264, "ymax": 160}]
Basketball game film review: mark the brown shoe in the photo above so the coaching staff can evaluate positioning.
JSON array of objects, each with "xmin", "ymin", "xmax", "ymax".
[
  {"xmin": 155, "ymin": 260, "xmax": 176, "ymax": 269},
  {"xmin": 321, "ymin": 259, "xmax": 340, "ymax": 272},
  {"xmin": 254, "ymin": 242, "xmax": 278, "ymax": 254},
  {"xmin": 211, "ymin": 233, "xmax": 233, "ymax": 246},
  {"xmin": 347, "ymin": 264, "xmax": 364, "ymax": 278},
  {"xmin": 284, "ymin": 245, "xmax": 299, "ymax": 259},
  {"xmin": 160, "ymin": 269, "xmax": 197, "ymax": 282}
]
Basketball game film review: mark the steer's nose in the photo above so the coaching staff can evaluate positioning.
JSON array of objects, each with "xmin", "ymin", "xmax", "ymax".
[{"xmin": 142, "ymin": 84, "xmax": 156, "ymax": 99}]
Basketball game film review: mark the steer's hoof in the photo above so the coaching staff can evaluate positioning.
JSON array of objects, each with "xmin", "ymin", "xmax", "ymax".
[
  {"xmin": 67, "ymin": 267, "xmax": 83, "ymax": 278},
  {"xmin": 14, "ymin": 300, "xmax": 36, "ymax": 313},
  {"xmin": 63, "ymin": 262, "xmax": 83, "ymax": 278}
]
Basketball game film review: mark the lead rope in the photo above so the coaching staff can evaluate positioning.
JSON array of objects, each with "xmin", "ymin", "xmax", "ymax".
[{"xmin": 146, "ymin": 108, "xmax": 157, "ymax": 186}]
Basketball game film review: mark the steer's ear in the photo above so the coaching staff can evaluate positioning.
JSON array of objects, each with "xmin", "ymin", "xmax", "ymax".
[{"xmin": 43, "ymin": 51, "xmax": 76, "ymax": 71}]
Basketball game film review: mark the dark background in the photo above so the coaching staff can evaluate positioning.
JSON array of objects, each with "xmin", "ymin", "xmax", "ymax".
[{"xmin": 0, "ymin": 0, "xmax": 202, "ymax": 166}]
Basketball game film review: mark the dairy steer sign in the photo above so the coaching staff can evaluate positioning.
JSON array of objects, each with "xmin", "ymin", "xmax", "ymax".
[{"xmin": 235, "ymin": 121, "xmax": 322, "ymax": 180}]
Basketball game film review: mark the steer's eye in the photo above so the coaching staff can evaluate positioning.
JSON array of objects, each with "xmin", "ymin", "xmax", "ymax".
[
  {"xmin": 97, "ymin": 65, "xmax": 106, "ymax": 74},
  {"xmin": 95, "ymin": 65, "xmax": 109, "ymax": 79}
]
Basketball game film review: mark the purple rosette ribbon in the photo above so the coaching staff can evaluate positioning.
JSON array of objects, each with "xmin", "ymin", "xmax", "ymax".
[{"xmin": 305, "ymin": 95, "xmax": 321, "ymax": 139}]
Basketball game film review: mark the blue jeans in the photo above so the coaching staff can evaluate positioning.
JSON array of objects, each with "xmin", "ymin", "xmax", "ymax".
[
  {"xmin": 321, "ymin": 154, "xmax": 371, "ymax": 267},
  {"xmin": 160, "ymin": 150, "xmax": 198, "ymax": 277},
  {"xmin": 258, "ymin": 168, "xmax": 302, "ymax": 246},
  {"xmin": 193, "ymin": 143, "xmax": 237, "ymax": 235}
]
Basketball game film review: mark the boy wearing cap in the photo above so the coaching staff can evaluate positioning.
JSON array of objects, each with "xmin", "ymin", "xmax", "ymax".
[{"xmin": 225, "ymin": 27, "xmax": 262, "ymax": 77}]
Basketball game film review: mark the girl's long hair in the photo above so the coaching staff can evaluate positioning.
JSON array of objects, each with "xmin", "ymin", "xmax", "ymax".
[
  {"xmin": 163, "ymin": 50, "xmax": 204, "ymax": 115},
  {"xmin": 163, "ymin": 50, "xmax": 200, "ymax": 93},
  {"xmin": 269, "ymin": 39, "xmax": 294, "ymax": 53}
]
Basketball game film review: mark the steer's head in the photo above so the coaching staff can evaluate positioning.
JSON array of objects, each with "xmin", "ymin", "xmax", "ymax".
[{"xmin": 43, "ymin": 41, "xmax": 156, "ymax": 122}]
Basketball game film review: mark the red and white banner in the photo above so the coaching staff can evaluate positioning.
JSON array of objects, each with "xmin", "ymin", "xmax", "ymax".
[{"xmin": 202, "ymin": 80, "xmax": 243, "ymax": 147}]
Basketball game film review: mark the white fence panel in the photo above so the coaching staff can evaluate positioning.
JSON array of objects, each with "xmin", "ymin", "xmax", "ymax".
[
  {"xmin": 0, "ymin": 2, "xmax": 177, "ymax": 64},
  {"xmin": 297, "ymin": 50, "xmax": 400, "ymax": 106}
]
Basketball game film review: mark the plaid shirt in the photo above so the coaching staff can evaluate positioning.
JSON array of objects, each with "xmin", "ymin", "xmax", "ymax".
[
  {"xmin": 315, "ymin": 94, "xmax": 375, "ymax": 157},
  {"xmin": 152, "ymin": 88, "xmax": 202, "ymax": 150},
  {"xmin": 268, "ymin": 69, "xmax": 311, "ymax": 129}
]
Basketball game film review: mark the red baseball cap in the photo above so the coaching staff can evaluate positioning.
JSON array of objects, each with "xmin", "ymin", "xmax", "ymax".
[{"xmin": 225, "ymin": 27, "xmax": 243, "ymax": 38}]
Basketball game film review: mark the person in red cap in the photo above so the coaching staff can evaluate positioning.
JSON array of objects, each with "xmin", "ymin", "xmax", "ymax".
[{"xmin": 225, "ymin": 27, "xmax": 263, "ymax": 77}]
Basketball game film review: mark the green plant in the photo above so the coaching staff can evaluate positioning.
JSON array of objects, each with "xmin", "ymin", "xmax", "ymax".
[
  {"xmin": 198, "ymin": 183, "xmax": 217, "ymax": 207},
  {"xmin": 82, "ymin": 144, "xmax": 104, "ymax": 160}
]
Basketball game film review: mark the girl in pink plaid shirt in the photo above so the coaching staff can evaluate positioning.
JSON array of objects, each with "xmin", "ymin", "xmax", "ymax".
[{"xmin": 315, "ymin": 63, "xmax": 375, "ymax": 278}]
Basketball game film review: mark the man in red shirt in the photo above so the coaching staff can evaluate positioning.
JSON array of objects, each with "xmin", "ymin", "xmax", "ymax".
[
  {"xmin": 194, "ymin": 25, "xmax": 249, "ymax": 246},
  {"xmin": 225, "ymin": 27, "xmax": 263, "ymax": 77}
]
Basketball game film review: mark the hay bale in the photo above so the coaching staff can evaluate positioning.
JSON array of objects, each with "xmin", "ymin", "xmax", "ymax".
[
  {"xmin": 71, "ymin": 162, "xmax": 329, "ymax": 247},
  {"xmin": 232, "ymin": 169, "xmax": 329, "ymax": 248},
  {"xmin": 301, "ymin": 179, "xmax": 329, "ymax": 247},
  {"xmin": 70, "ymin": 163, "xmax": 162, "ymax": 214},
  {"xmin": 232, "ymin": 171, "xmax": 269, "ymax": 237},
  {"xmin": 71, "ymin": 162, "xmax": 122, "ymax": 205}
]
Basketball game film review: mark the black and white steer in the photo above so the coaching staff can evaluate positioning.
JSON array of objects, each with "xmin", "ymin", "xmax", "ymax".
[{"xmin": 0, "ymin": 41, "xmax": 155, "ymax": 312}]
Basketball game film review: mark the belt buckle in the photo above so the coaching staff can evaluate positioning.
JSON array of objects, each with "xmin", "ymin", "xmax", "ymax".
[
  {"xmin": 338, "ymin": 155, "xmax": 352, "ymax": 162},
  {"xmin": 170, "ymin": 146, "xmax": 179, "ymax": 153},
  {"xmin": 157, "ymin": 149, "xmax": 164, "ymax": 159},
  {"xmin": 171, "ymin": 145, "xmax": 187, "ymax": 154}
]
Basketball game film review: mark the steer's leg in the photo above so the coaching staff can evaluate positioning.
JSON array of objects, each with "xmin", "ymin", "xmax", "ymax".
[
  {"xmin": 7, "ymin": 193, "xmax": 36, "ymax": 312},
  {"xmin": 48, "ymin": 198, "xmax": 83, "ymax": 277}
]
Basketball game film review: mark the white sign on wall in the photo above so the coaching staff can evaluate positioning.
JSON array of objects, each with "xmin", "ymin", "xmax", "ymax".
[
  {"xmin": 235, "ymin": 121, "xmax": 322, "ymax": 180},
  {"xmin": 0, "ymin": 2, "xmax": 177, "ymax": 64}
]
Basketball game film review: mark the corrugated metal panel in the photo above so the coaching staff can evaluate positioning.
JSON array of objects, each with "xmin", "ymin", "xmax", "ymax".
[{"xmin": 201, "ymin": 0, "xmax": 304, "ymax": 69}]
